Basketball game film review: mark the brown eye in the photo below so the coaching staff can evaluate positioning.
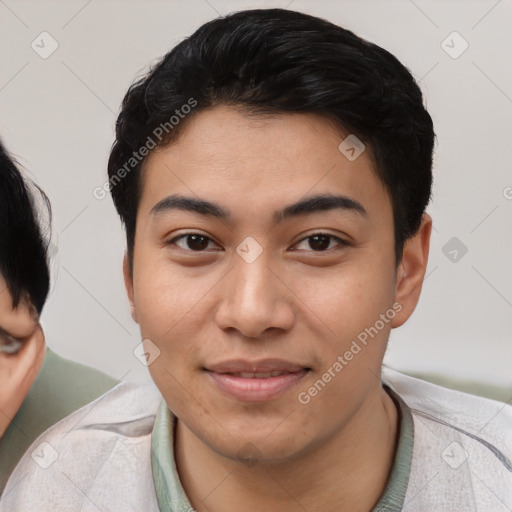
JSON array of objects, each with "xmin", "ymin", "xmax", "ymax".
[
  {"xmin": 308, "ymin": 234, "xmax": 331, "ymax": 251},
  {"xmin": 294, "ymin": 233, "xmax": 347, "ymax": 252},
  {"xmin": 168, "ymin": 233, "xmax": 216, "ymax": 252},
  {"xmin": 186, "ymin": 235, "xmax": 210, "ymax": 251}
]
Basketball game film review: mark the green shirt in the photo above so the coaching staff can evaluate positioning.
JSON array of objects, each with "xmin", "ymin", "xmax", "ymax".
[
  {"xmin": 0, "ymin": 348, "xmax": 117, "ymax": 493},
  {"xmin": 151, "ymin": 385, "xmax": 414, "ymax": 512}
]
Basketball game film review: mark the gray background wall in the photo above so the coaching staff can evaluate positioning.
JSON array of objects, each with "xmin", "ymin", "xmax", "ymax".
[{"xmin": 1, "ymin": 0, "xmax": 511, "ymax": 385}]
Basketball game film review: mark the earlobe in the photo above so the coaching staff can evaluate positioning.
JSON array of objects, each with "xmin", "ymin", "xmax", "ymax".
[
  {"xmin": 122, "ymin": 253, "xmax": 138, "ymax": 324},
  {"xmin": 391, "ymin": 213, "xmax": 432, "ymax": 328}
]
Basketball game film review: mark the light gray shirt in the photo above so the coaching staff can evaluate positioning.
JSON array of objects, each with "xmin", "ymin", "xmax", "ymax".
[{"xmin": 1, "ymin": 368, "xmax": 510, "ymax": 511}]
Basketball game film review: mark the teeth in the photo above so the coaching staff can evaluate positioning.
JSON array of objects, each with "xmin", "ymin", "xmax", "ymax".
[{"xmin": 235, "ymin": 371, "xmax": 287, "ymax": 378}]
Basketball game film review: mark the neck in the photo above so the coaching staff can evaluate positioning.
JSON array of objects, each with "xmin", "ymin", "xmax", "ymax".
[{"xmin": 175, "ymin": 384, "xmax": 398, "ymax": 512}]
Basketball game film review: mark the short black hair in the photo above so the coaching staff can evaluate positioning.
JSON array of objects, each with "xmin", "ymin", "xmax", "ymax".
[
  {"xmin": 108, "ymin": 8, "xmax": 434, "ymax": 270},
  {"xmin": 0, "ymin": 140, "xmax": 51, "ymax": 314}
]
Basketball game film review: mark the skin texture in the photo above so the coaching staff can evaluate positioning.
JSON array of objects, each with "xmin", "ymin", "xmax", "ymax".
[
  {"xmin": 124, "ymin": 106, "xmax": 431, "ymax": 512},
  {"xmin": 0, "ymin": 274, "xmax": 45, "ymax": 437}
]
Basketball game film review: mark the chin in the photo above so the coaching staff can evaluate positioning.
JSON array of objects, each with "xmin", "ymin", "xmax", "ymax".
[{"xmin": 203, "ymin": 428, "xmax": 310, "ymax": 467}]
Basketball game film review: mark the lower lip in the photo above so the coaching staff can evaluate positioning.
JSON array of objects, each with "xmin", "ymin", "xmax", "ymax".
[{"xmin": 206, "ymin": 370, "xmax": 309, "ymax": 402}]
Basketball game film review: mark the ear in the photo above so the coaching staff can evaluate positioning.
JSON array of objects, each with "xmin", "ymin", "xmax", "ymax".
[
  {"xmin": 123, "ymin": 252, "xmax": 138, "ymax": 324},
  {"xmin": 391, "ymin": 213, "xmax": 432, "ymax": 328}
]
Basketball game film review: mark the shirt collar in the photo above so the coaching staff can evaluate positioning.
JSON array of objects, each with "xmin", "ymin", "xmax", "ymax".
[{"xmin": 151, "ymin": 385, "xmax": 414, "ymax": 512}]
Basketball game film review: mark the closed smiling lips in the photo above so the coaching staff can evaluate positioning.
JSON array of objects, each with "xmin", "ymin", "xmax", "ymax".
[{"xmin": 204, "ymin": 359, "xmax": 311, "ymax": 402}]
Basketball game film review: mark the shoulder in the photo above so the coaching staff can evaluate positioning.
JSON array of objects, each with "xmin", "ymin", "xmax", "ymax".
[
  {"xmin": 19, "ymin": 348, "xmax": 120, "ymax": 428},
  {"xmin": 382, "ymin": 366, "xmax": 512, "ymax": 438},
  {"xmin": 42, "ymin": 348, "xmax": 118, "ymax": 391},
  {"xmin": 382, "ymin": 367, "xmax": 512, "ymax": 511},
  {"xmin": 0, "ymin": 381, "xmax": 162, "ymax": 511},
  {"xmin": 0, "ymin": 348, "xmax": 119, "ymax": 493}
]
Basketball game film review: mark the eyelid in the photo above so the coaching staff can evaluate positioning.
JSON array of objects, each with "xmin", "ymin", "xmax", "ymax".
[
  {"xmin": 165, "ymin": 231, "xmax": 350, "ymax": 252},
  {"xmin": 292, "ymin": 232, "xmax": 351, "ymax": 251},
  {"xmin": 166, "ymin": 232, "xmax": 221, "ymax": 251}
]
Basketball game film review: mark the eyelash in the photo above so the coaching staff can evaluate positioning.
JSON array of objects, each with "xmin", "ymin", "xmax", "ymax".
[{"xmin": 166, "ymin": 232, "xmax": 349, "ymax": 253}]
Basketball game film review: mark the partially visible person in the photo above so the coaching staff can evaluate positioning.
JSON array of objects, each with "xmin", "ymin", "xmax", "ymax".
[{"xmin": 0, "ymin": 140, "xmax": 119, "ymax": 493}]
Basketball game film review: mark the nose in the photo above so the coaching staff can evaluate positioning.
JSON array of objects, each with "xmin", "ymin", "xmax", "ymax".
[{"xmin": 214, "ymin": 253, "xmax": 295, "ymax": 339}]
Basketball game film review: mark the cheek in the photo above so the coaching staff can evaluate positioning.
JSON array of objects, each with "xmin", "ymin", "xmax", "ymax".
[
  {"xmin": 132, "ymin": 261, "xmax": 216, "ymax": 394},
  {"xmin": 133, "ymin": 258, "xmax": 208, "ymax": 339},
  {"xmin": 291, "ymin": 255, "xmax": 396, "ymax": 340}
]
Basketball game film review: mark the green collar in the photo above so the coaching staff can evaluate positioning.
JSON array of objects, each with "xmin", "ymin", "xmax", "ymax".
[
  {"xmin": 372, "ymin": 385, "xmax": 414, "ymax": 511},
  {"xmin": 151, "ymin": 386, "xmax": 414, "ymax": 511}
]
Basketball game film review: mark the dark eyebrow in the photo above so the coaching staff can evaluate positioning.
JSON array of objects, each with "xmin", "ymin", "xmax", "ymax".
[
  {"xmin": 274, "ymin": 194, "xmax": 367, "ymax": 223},
  {"xmin": 151, "ymin": 195, "xmax": 231, "ymax": 220},
  {"xmin": 150, "ymin": 193, "xmax": 367, "ymax": 223}
]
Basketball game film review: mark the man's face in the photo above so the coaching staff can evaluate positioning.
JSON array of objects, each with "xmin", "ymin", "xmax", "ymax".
[{"xmin": 126, "ymin": 106, "xmax": 416, "ymax": 463}]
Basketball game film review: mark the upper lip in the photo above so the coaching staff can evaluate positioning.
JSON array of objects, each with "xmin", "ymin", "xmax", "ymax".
[{"xmin": 205, "ymin": 359, "xmax": 309, "ymax": 374}]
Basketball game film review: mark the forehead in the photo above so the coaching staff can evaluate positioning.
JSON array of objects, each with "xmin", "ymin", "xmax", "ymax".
[{"xmin": 137, "ymin": 106, "xmax": 390, "ymax": 221}]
